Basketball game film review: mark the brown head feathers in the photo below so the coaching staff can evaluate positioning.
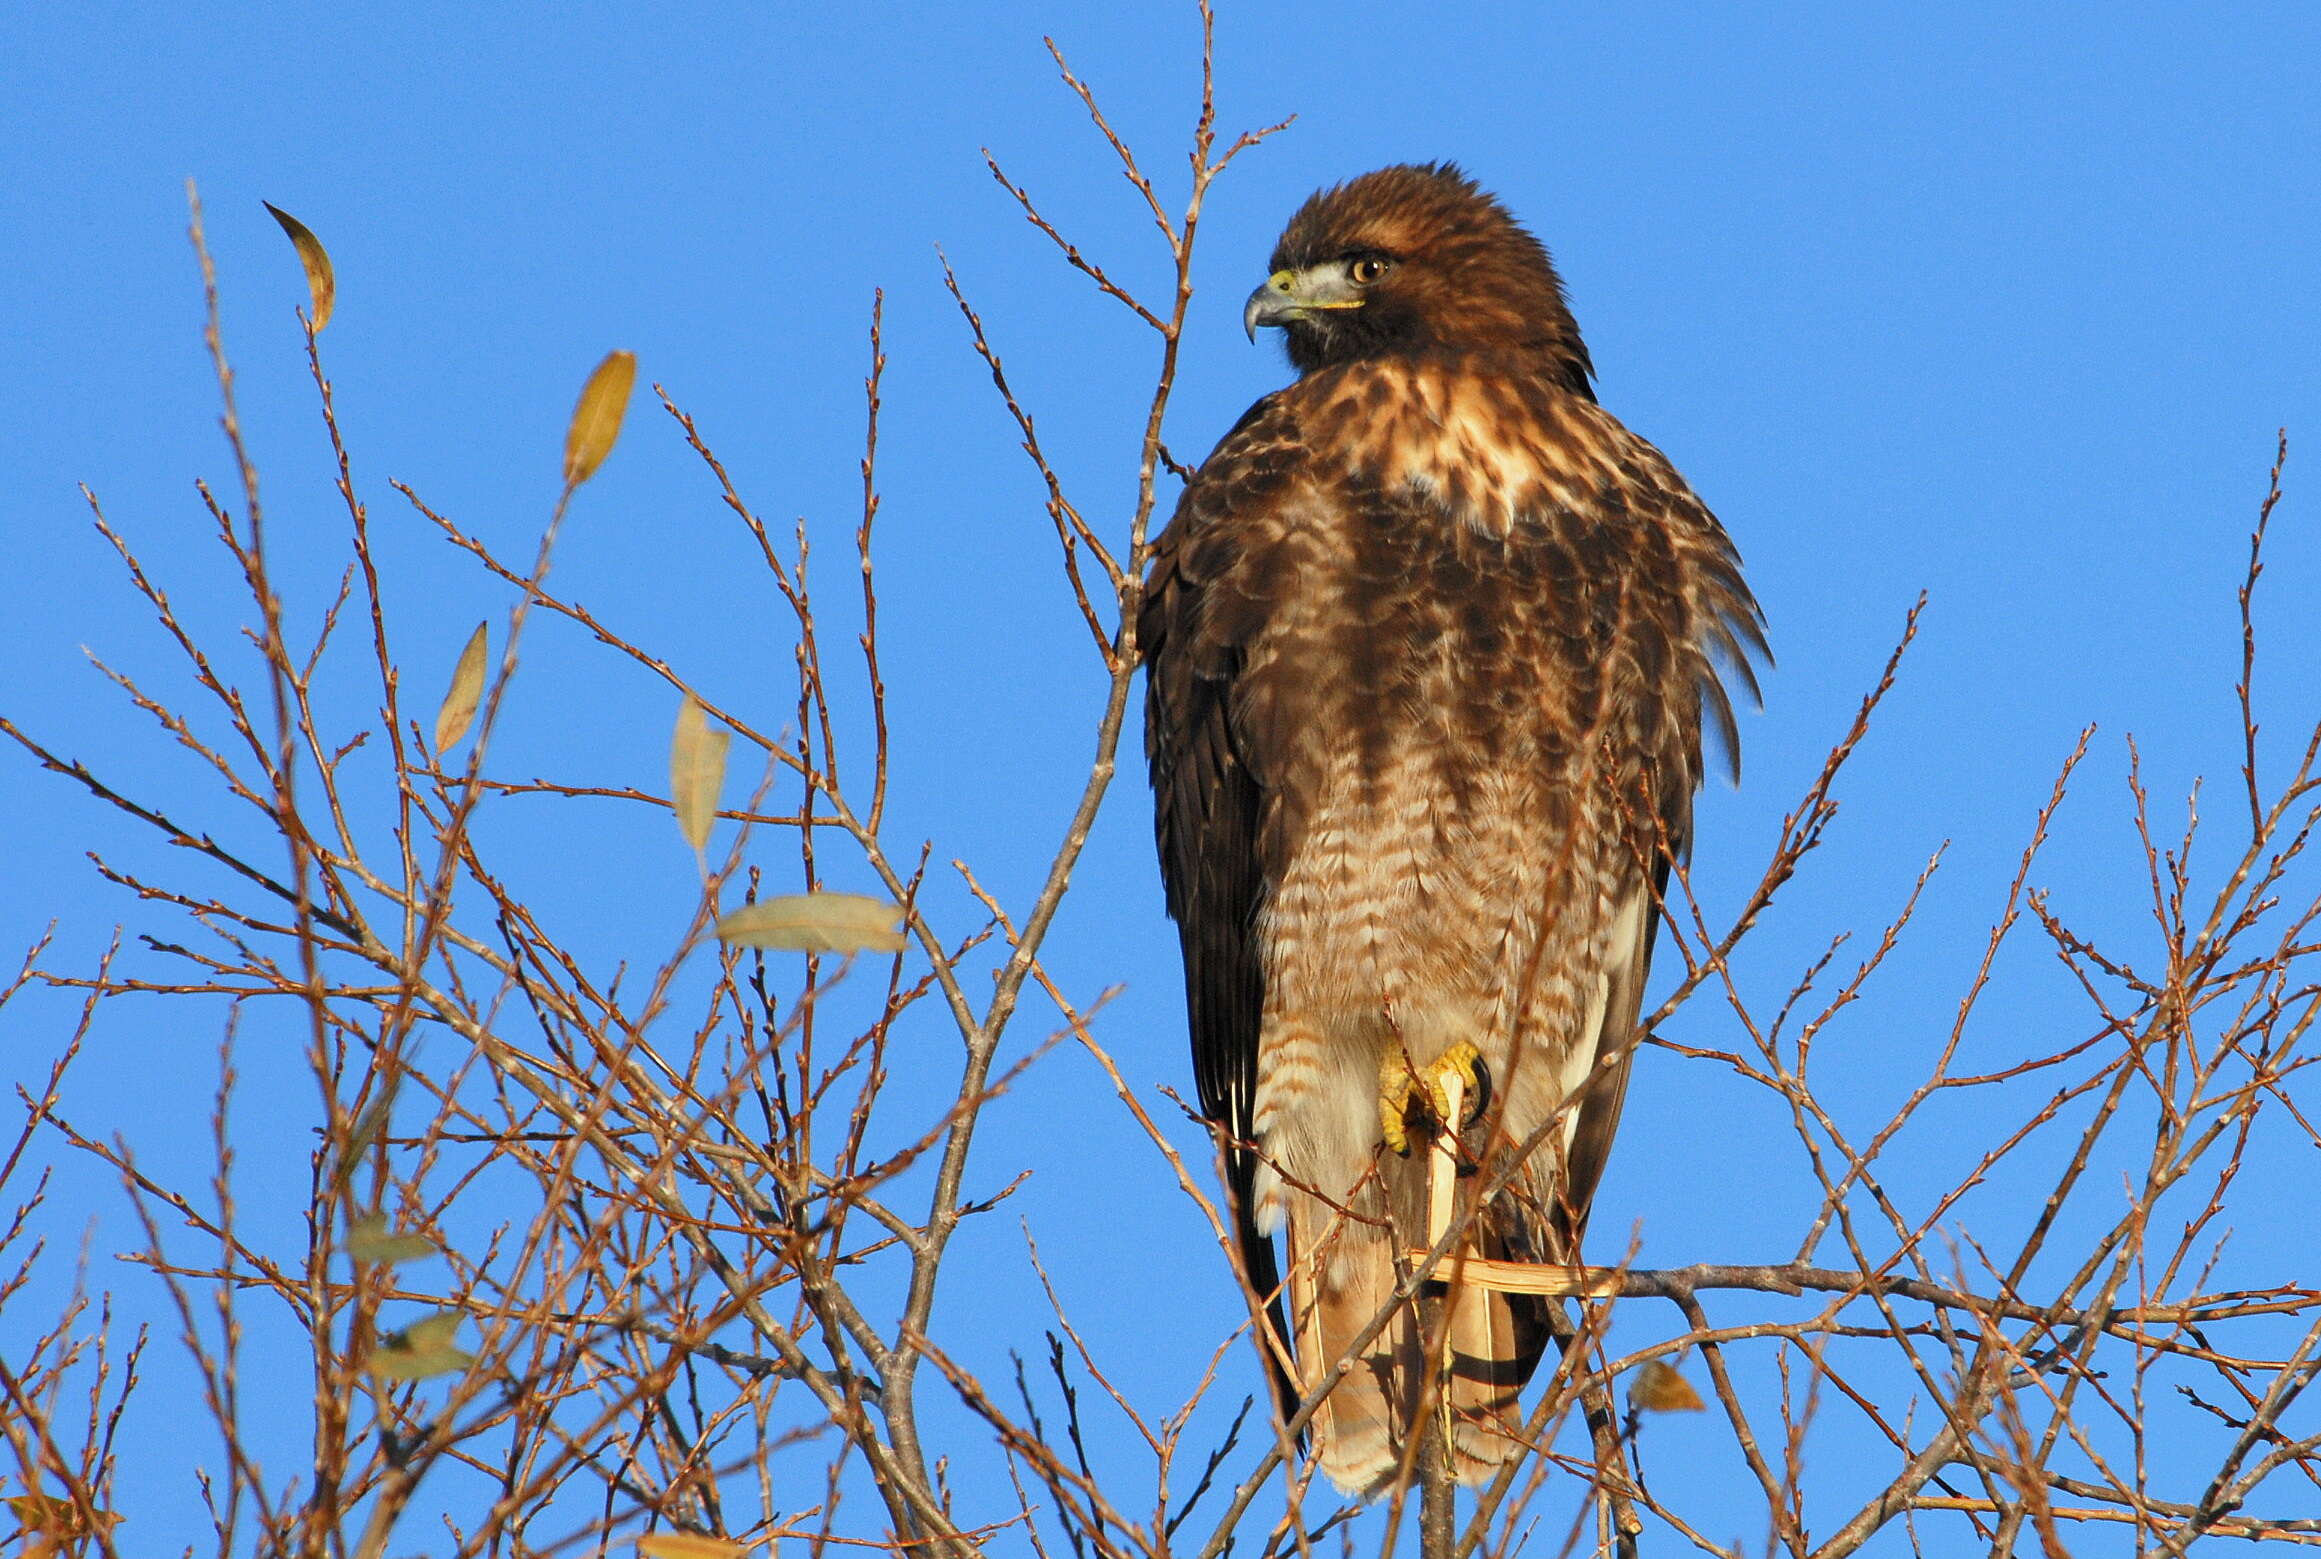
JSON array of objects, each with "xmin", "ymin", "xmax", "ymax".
[{"xmin": 1265, "ymin": 164, "xmax": 1595, "ymax": 395}]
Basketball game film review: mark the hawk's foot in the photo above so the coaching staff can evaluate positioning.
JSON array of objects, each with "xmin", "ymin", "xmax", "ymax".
[{"xmin": 1379, "ymin": 1041, "xmax": 1489, "ymax": 1155}]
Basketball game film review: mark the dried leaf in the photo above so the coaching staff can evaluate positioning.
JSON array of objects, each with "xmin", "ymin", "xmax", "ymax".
[
  {"xmin": 563, "ymin": 349, "xmax": 637, "ymax": 488},
  {"xmin": 6, "ymin": 1492, "xmax": 123, "ymax": 1542},
  {"xmin": 262, "ymin": 201, "xmax": 336, "ymax": 330},
  {"xmin": 434, "ymin": 621, "xmax": 489, "ymax": 754},
  {"xmin": 638, "ymin": 1537, "xmax": 751, "ymax": 1559},
  {"xmin": 367, "ymin": 1309, "xmax": 473, "ymax": 1381},
  {"xmin": 348, "ymin": 1211, "xmax": 439, "ymax": 1265},
  {"xmin": 1627, "ymin": 1359, "xmax": 1705, "ymax": 1414},
  {"xmin": 717, "ymin": 893, "xmax": 906, "ymax": 955},
  {"xmin": 670, "ymin": 696, "xmax": 730, "ymax": 854},
  {"xmin": 331, "ymin": 1077, "xmax": 400, "ymax": 1189}
]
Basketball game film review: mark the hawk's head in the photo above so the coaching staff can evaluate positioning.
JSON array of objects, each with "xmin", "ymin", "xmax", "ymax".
[{"xmin": 1245, "ymin": 163, "xmax": 1594, "ymax": 395}]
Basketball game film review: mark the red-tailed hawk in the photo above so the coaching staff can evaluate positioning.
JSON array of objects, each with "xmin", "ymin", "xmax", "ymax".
[{"xmin": 1142, "ymin": 165, "xmax": 1763, "ymax": 1494}]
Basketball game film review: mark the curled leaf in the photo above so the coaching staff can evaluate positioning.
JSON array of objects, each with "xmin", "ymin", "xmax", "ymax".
[
  {"xmin": 262, "ymin": 201, "xmax": 336, "ymax": 330},
  {"xmin": 717, "ymin": 893, "xmax": 906, "ymax": 955},
  {"xmin": 348, "ymin": 1211, "xmax": 440, "ymax": 1265},
  {"xmin": 563, "ymin": 349, "xmax": 637, "ymax": 488},
  {"xmin": 331, "ymin": 1076, "xmax": 401, "ymax": 1190},
  {"xmin": 1627, "ymin": 1359, "xmax": 1705, "ymax": 1415},
  {"xmin": 670, "ymin": 696, "xmax": 731, "ymax": 855},
  {"xmin": 367, "ymin": 1309, "xmax": 474, "ymax": 1381},
  {"xmin": 638, "ymin": 1537, "xmax": 751, "ymax": 1559},
  {"xmin": 434, "ymin": 621, "xmax": 490, "ymax": 754}
]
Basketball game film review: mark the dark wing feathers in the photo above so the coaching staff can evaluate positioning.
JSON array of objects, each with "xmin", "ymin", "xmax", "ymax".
[
  {"xmin": 1141, "ymin": 395, "xmax": 1304, "ymax": 1400},
  {"xmin": 1549, "ymin": 851, "xmax": 1667, "ymax": 1258},
  {"xmin": 1553, "ymin": 432, "xmax": 1761, "ymax": 1243}
]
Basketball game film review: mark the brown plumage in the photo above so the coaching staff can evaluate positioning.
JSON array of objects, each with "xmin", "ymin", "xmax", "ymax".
[{"xmin": 1142, "ymin": 165, "xmax": 1764, "ymax": 1494}]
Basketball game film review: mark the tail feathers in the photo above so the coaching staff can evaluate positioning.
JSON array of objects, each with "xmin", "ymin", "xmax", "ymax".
[
  {"xmin": 1284, "ymin": 1184, "xmax": 1544, "ymax": 1496},
  {"xmin": 1289, "ymin": 1197, "xmax": 1408, "ymax": 1494}
]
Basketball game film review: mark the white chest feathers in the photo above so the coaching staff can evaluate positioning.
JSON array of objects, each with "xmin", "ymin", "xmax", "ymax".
[{"xmin": 1321, "ymin": 363, "xmax": 1617, "ymax": 537}]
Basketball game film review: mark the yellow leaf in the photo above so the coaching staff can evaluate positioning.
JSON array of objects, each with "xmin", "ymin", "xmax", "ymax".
[
  {"xmin": 670, "ymin": 696, "xmax": 731, "ymax": 855},
  {"xmin": 348, "ymin": 1211, "xmax": 440, "ymax": 1265},
  {"xmin": 717, "ymin": 893, "xmax": 906, "ymax": 955},
  {"xmin": 7, "ymin": 1492, "xmax": 122, "ymax": 1541},
  {"xmin": 262, "ymin": 202, "xmax": 336, "ymax": 330},
  {"xmin": 1627, "ymin": 1359, "xmax": 1705, "ymax": 1414},
  {"xmin": 434, "ymin": 621, "xmax": 489, "ymax": 754},
  {"xmin": 638, "ymin": 1537, "xmax": 752, "ymax": 1559},
  {"xmin": 563, "ymin": 350, "xmax": 637, "ymax": 489},
  {"xmin": 367, "ymin": 1344, "xmax": 473, "ymax": 1382},
  {"xmin": 406, "ymin": 1311, "xmax": 464, "ymax": 1351},
  {"xmin": 366, "ymin": 1310, "xmax": 473, "ymax": 1381}
]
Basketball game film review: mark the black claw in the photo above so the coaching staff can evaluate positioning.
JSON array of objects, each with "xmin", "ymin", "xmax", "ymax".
[{"xmin": 1463, "ymin": 1055, "xmax": 1493, "ymax": 1128}]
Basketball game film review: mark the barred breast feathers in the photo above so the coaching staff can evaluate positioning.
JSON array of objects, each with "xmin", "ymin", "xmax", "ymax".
[{"xmin": 1270, "ymin": 356, "xmax": 1768, "ymax": 777}]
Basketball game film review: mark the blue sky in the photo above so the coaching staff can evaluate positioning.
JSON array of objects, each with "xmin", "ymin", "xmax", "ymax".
[{"xmin": 6, "ymin": 1, "xmax": 2319, "ymax": 1549}]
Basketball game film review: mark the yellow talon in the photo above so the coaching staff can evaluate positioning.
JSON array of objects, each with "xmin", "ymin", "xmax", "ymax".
[
  {"xmin": 1425, "ymin": 1041, "xmax": 1485, "ymax": 1126},
  {"xmin": 1379, "ymin": 1050, "xmax": 1416, "ymax": 1154},
  {"xmin": 1379, "ymin": 1041, "xmax": 1486, "ymax": 1155}
]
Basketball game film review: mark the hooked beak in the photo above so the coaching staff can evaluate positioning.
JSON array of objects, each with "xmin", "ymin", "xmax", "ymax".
[{"xmin": 1243, "ymin": 265, "xmax": 1366, "ymax": 342}]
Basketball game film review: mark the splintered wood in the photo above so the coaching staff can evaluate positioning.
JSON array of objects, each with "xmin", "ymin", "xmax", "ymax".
[{"xmin": 1415, "ymin": 1065, "xmax": 1624, "ymax": 1298}]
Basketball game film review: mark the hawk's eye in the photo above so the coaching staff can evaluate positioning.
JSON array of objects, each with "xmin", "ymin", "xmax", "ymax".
[{"xmin": 1347, "ymin": 255, "xmax": 1391, "ymax": 285}]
